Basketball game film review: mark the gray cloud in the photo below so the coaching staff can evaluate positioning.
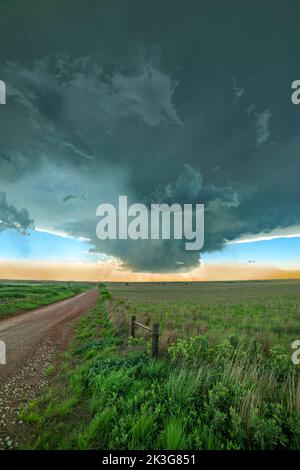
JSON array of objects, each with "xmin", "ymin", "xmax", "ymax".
[
  {"xmin": 0, "ymin": 192, "xmax": 33, "ymax": 233},
  {"xmin": 232, "ymin": 77, "xmax": 245, "ymax": 99},
  {"xmin": 58, "ymin": 165, "xmax": 244, "ymax": 272},
  {"xmin": 255, "ymin": 109, "xmax": 272, "ymax": 145},
  {"xmin": 0, "ymin": 55, "xmax": 181, "ymax": 177}
]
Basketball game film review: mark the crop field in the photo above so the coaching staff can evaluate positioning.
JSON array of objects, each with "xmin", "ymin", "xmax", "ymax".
[
  {"xmin": 107, "ymin": 280, "xmax": 300, "ymax": 348},
  {"xmin": 19, "ymin": 282, "xmax": 300, "ymax": 450},
  {"xmin": 0, "ymin": 281, "xmax": 92, "ymax": 318}
]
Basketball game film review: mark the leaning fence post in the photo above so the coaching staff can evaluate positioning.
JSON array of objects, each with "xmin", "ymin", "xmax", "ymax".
[
  {"xmin": 131, "ymin": 315, "xmax": 136, "ymax": 338},
  {"xmin": 152, "ymin": 323, "xmax": 159, "ymax": 357}
]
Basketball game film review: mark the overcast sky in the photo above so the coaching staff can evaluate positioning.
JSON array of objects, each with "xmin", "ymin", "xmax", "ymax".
[{"xmin": 0, "ymin": 0, "xmax": 300, "ymax": 277}]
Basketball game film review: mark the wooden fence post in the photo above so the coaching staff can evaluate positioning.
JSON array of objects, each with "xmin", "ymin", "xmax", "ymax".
[
  {"xmin": 152, "ymin": 323, "xmax": 159, "ymax": 357},
  {"xmin": 131, "ymin": 315, "xmax": 136, "ymax": 338}
]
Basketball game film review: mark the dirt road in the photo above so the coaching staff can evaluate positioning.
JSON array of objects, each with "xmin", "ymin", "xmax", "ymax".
[{"xmin": 0, "ymin": 288, "xmax": 98, "ymax": 449}]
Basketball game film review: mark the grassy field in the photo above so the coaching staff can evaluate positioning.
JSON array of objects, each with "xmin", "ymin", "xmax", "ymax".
[
  {"xmin": 0, "ymin": 281, "xmax": 93, "ymax": 318},
  {"xmin": 18, "ymin": 282, "xmax": 300, "ymax": 450},
  {"xmin": 107, "ymin": 280, "xmax": 300, "ymax": 348}
]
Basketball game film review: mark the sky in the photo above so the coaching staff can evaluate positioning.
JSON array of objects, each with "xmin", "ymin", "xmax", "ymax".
[{"xmin": 0, "ymin": 0, "xmax": 300, "ymax": 281}]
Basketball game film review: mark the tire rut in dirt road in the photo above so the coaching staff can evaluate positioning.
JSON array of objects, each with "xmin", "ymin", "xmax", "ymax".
[{"xmin": 0, "ymin": 287, "xmax": 98, "ymax": 449}]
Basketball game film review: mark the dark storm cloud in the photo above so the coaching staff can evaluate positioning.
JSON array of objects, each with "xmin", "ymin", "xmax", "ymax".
[
  {"xmin": 0, "ymin": 0, "xmax": 300, "ymax": 271},
  {"xmin": 0, "ymin": 192, "xmax": 33, "ymax": 233},
  {"xmin": 60, "ymin": 164, "xmax": 239, "ymax": 272}
]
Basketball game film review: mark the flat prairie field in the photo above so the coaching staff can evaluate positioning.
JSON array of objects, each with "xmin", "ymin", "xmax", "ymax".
[
  {"xmin": 0, "ymin": 281, "xmax": 93, "ymax": 318},
  {"xmin": 107, "ymin": 280, "xmax": 300, "ymax": 348},
  {"xmin": 16, "ymin": 283, "xmax": 300, "ymax": 450}
]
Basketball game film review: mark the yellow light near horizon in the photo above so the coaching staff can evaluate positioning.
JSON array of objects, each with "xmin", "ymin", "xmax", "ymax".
[{"xmin": 0, "ymin": 259, "xmax": 300, "ymax": 282}]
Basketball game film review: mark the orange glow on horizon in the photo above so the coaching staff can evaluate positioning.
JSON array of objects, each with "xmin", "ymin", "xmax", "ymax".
[{"xmin": 0, "ymin": 258, "xmax": 300, "ymax": 282}]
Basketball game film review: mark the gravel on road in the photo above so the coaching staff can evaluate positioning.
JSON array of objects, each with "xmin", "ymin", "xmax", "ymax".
[{"xmin": 0, "ymin": 287, "xmax": 98, "ymax": 449}]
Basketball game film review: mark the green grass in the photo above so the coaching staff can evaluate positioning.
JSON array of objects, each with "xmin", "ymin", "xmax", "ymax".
[
  {"xmin": 0, "ymin": 281, "xmax": 93, "ymax": 318},
  {"xmin": 107, "ymin": 280, "xmax": 300, "ymax": 347},
  {"xmin": 18, "ymin": 283, "xmax": 300, "ymax": 450}
]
